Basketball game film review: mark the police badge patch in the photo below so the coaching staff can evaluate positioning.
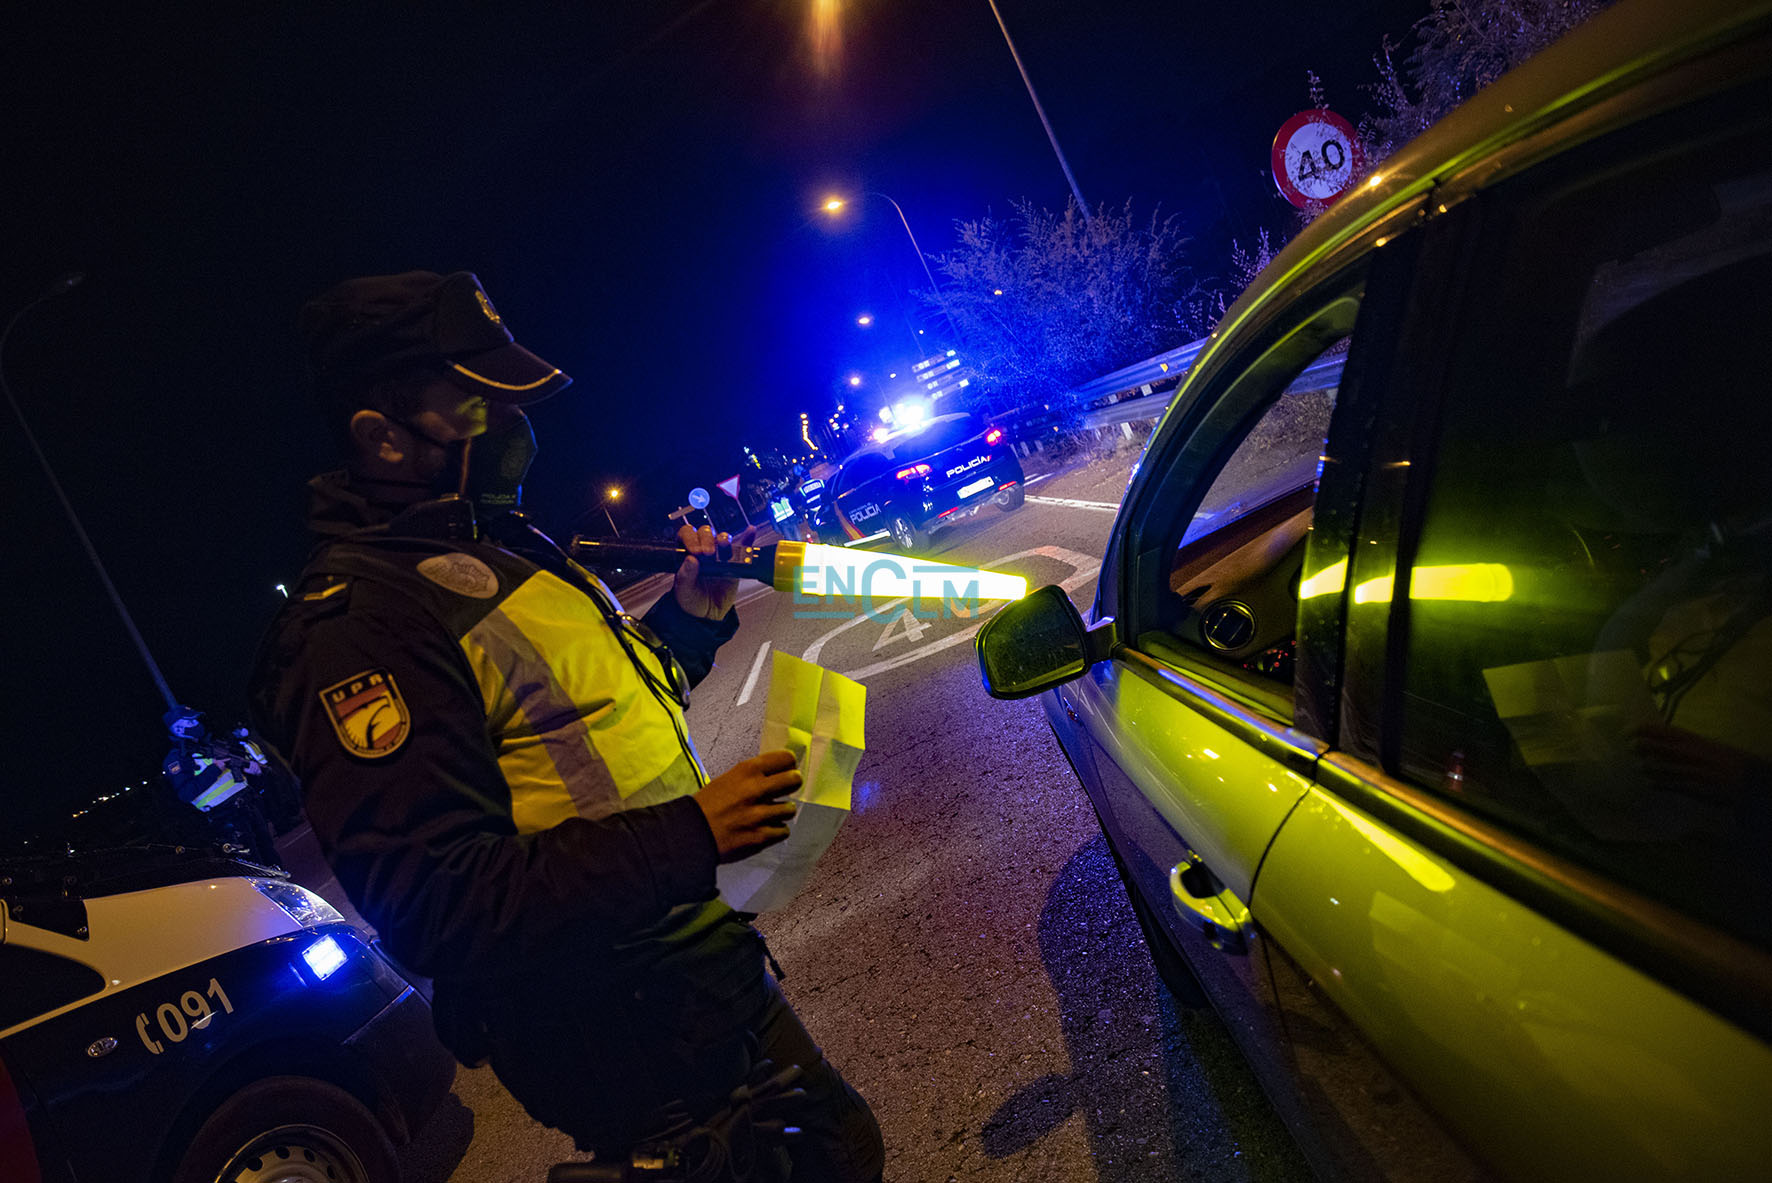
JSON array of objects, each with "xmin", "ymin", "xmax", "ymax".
[
  {"xmin": 320, "ymin": 669, "xmax": 410, "ymax": 759},
  {"xmin": 416, "ymin": 553, "xmax": 500, "ymax": 598}
]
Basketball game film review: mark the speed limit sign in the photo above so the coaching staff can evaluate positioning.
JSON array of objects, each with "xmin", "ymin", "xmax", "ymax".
[{"xmin": 1271, "ymin": 109, "xmax": 1365, "ymax": 208}]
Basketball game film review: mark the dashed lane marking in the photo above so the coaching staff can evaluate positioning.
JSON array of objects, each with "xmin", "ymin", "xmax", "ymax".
[{"xmin": 735, "ymin": 640, "xmax": 773, "ymax": 706}]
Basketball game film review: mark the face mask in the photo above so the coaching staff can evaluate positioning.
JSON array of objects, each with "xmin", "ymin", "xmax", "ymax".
[{"xmin": 464, "ymin": 406, "xmax": 537, "ymax": 514}]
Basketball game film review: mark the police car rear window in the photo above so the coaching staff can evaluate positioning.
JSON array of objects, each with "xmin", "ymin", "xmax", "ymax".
[{"xmin": 894, "ymin": 415, "xmax": 979, "ymax": 457}]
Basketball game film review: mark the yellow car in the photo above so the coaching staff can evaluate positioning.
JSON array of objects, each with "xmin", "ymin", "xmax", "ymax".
[{"xmin": 978, "ymin": 1, "xmax": 1772, "ymax": 1177}]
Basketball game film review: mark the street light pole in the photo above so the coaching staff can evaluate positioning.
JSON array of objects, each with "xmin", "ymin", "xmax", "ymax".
[
  {"xmin": 826, "ymin": 193, "xmax": 961, "ymax": 350},
  {"xmin": 2, "ymin": 277, "xmax": 181, "ymax": 714},
  {"xmin": 983, "ymin": 0, "xmax": 1090, "ymax": 223},
  {"xmin": 602, "ymin": 486, "xmax": 623, "ymax": 537}
]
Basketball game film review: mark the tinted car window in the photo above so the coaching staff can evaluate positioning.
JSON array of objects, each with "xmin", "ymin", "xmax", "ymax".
[
  {"xmin": 1397, "ymin": 119, "xmax": 1772, "ymax": 946},
  {"xmin": 838, "ymin": 453, "xmax": 891, "ymax": 493},
  {"xmin": 893, "ymin": 414, "xmax": 978, "ymax": 457}
]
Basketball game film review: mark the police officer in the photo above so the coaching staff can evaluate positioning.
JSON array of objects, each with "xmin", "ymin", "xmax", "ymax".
[
  {"xmin": 249, "ymin": 271, "xmax": 883, "ymax": 1179},
  {"xmin": 162, "ymin": 706, "xmax": 280, "ymax": 865}
]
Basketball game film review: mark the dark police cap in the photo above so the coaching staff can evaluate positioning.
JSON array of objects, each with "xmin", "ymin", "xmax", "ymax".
[{"xmin": 301, "ymin": 270, "xmax": 572, "ymax": 404}]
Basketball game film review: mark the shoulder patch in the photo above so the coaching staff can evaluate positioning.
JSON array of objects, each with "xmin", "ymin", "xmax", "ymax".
[
  {"xmin": 416, "ymin": 553, "xmax": 500, "ymax": 599},
  {"xmin": 319, "ymin": 669, "xmax": 410, "ymax": 759}
]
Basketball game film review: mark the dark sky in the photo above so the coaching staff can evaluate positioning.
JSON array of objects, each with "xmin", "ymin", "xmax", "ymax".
[{"xmin": 1, "ymin": 0, "xmax": 1422, "ymax": 834}]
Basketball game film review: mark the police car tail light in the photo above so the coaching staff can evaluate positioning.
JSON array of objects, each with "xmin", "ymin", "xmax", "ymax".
[
  {"xmin": 302, "ymin": 935, "xmax": 348, "ymax": 981},
  {"xmin": 896, "ymin": 463, "xmax": 930, "ymax": 481},
  {"xmin": 251, "ymin": 879, "xmax": 346, "ymax": 929},
  {"xmin": 985, "ymin": 428, "xmax": 1004, "ymax": 445}
]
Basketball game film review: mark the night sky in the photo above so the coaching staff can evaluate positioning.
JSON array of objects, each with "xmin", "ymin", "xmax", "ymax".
[{"xmin": 1, "ymin": 0, "xmax": 1423, "ymax": 835}]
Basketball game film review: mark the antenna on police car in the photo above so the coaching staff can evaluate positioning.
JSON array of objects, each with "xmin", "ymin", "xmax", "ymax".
[{"xmin": 1, "ymin": 272, "xmax": 181, "ymax": 713}]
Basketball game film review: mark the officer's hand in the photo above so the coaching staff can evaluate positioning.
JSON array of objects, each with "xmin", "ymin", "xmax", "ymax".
[
  {"xmin": 694, "ymin": 750, "xmax": 802, "ymax": 862},
  {"xmin": 673, "ymin": 523, "xmax": 761, "ymax": 620}
]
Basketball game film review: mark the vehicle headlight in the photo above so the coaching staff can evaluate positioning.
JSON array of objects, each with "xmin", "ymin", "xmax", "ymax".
[{"xmin": 251, "ymin": 878, "xmax": 347, "ymax": 929}]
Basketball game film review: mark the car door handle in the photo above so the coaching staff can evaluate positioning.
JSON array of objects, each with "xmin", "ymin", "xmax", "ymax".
[{"xmin": 1169, "ymin": 858, "xmax": 1253, "ymax": 955}]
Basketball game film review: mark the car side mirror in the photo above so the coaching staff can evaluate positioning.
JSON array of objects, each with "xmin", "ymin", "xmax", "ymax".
[{"xmin": 976, "ymin": 584, "xmax": 1116, "ymax": 699}]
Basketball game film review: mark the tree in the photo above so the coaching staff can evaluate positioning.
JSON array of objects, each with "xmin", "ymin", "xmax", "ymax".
[
  {"xmin": 928, "ymin": 198, "xmax": 1201, "ymax": 413},
  {"xmin": 1362, "ymin": 0, "xmax": 1613, "ymax": 164}
]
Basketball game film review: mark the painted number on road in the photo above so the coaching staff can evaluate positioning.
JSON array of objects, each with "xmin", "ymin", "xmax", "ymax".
[
  {"xmin": 134, "ymin": 977, "xmax": 234, "ymax": 1054},
  {"xmin": 874, "ymin": 608, "xmax": 933, "ymax": 651}
]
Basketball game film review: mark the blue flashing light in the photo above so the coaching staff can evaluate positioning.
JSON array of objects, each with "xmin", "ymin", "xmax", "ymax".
[{"xmin": 302, "ymin": 935, "xmax": 348, "ymax": 981}]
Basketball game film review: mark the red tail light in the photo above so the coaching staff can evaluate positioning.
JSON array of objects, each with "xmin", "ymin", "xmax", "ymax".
[
  {"xmin": 985, "ymin": 428, "xmax": 1004, "ymax": 445},
  {"xmin": 896, "ymin": 463, "xmax": 931, "ymax": 481}
]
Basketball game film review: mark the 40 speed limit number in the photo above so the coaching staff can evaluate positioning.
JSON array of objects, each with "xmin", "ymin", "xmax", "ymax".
[
  {"xmin": 1271, "ymin": 109, "xmax": 1365, "ymax": 208},
  {"xmin": 135, "ymin": 977, "xmax": 234, "ymax": 1053}
]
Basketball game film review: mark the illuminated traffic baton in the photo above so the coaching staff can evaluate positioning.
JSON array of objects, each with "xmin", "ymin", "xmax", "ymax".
[{"xmin": 569, "ymin": 538, "xmax": 1028, "ymax": 602}]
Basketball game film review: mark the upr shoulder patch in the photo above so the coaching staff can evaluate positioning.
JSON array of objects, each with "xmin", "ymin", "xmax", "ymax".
[
  {"xmin": 320, "ymin": 669, "xmax": 410, "ymax": 759},
  {"xmin": 416, "ymin": 553, "xmax": 500, "ymax": 599}
]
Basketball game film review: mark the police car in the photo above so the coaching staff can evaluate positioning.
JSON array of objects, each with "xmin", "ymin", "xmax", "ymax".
[
  {"xmin": 2, "ymin": 843, "xmax": 454, "ymax": 1183},
  {"xmin": 820, "ymin": 412, "xmax": 1024, "ymax": 551}
]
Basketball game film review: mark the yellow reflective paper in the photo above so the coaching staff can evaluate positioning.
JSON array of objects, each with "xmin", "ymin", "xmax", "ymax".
[
  {"xmin": 761, "ymin": 649, "xmax": 866, "ymax": 808},
  {"xmin": 716, "ymin": 651, "xmax": 868, "ymax": 912}
]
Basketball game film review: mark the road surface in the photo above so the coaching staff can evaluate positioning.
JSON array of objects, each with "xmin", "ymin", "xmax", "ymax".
[{"xmin": 393, "ymin": 444, "xmax": 1308, "ymax": 1182}]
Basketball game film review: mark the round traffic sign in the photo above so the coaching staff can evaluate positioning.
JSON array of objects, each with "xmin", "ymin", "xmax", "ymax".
[
  {"xmin": 688, "ymin": 487, "xmax": 710, "ymax": 509},
  {"xmin": 1271, "ymin": 109, "xmax": 1364, "ymax": 209}
]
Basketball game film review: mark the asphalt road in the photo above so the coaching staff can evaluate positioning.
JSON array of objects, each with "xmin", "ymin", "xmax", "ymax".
[{"xmin": 395, "ymin": 441, "xmax": 1310, "ymax": 1183}]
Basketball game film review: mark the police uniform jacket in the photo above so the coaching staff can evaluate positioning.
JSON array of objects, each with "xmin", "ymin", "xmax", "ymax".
[{"xmin": 249, "ymin": 472, "xmax": 746, "ymax": 1022}]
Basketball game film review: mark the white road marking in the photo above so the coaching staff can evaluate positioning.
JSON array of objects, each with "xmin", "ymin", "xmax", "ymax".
[
  {"xmin": 1025, "ymin": 472, "xmax": 1052, "ymax": 485},
  {"xmin": 735, "ymin": 640, "xmax": 773, "ymax": 706},
  {"xmin": 1027, "ymin": 495, "xmax": 1121, "ymax": 513},
  {"xmin": 801, "ymin": 545, "xmax": 1101, "ymax": 681}
]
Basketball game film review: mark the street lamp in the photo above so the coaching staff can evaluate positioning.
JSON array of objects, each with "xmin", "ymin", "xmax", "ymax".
[
  {"xmin": 600, "ymin": 485, "xmax": 623, "ymax": 536},
  {"xmin": 823, "ymin": 191, "xmax": 964, "ymax": 350}
]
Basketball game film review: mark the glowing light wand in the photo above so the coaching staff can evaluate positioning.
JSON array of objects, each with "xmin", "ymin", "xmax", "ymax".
[{"xmin": 569, "ymin": 538, "xmax": 1028, "ymax": 603}]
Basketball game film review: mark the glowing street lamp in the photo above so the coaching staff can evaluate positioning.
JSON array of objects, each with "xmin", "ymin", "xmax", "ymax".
[
  {"xmin": 857, "ymin": 313, "xmax": 873, "ymax": 326},
  {"xmin": 599, "ymin": 485, "xmax": 624, "ymax": 536},
  {"xmin": 821, "ymin": 190, "xmax": 958, "ymax": 344}
]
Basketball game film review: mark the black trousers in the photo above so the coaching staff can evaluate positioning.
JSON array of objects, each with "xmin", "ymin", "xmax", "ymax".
[{"xmin": 476, "ymin": 934, "xmax": 883, "ymax": 1181}]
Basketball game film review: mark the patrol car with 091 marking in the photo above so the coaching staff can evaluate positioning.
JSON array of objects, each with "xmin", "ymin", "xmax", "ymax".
[{"xmin": 1, "ymin": 843, "xmax": 454, "ymax": 1183}]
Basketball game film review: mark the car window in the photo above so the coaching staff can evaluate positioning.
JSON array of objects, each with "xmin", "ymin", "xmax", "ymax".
[
  {"xmin": 1396, "ymin": 120, "xmax": 1772, "ymax": 947},
  {"xmin": 838, "ymin": 453, "xmax": 890, "ymax": 493},
  {"xmin": 0, "ymin": 944, "xmax": 106, "ymax": 1029},
  {"xmin": 1155, "ymin": 337, "xmax": 1348, "ymax": 702},
  {"xmin": 893, "ymin": 414, "xmax": 978, "ymax": 457}
]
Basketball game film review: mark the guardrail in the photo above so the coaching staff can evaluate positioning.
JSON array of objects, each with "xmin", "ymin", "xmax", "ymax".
[{"xmin": 1008, "ymin": 342, "xmax": 1345, "ymax": 455}]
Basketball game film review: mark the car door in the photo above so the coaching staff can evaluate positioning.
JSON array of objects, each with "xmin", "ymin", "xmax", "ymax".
[
  {"xmin": 832, "ymin": 453, "xmax": 891, "ymax": 539},
  {"xmin": 1251, "ymin": 54, "xmax": 1772, "ymax": 1181},
  {"xmin": 1055, "ymin": 195, "xmax": 1477, "ymax": 1165}
]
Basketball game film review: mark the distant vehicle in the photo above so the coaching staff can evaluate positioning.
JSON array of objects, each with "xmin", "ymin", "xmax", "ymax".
[
  {"xmin": 978, "ymin": 0, "xmax": 1772, "ymax": 1177},
  {"xmin": 819, "ymin": 412, "xmax": 1024, "ymax": 550},
  {"xmin": 2, "ymin": 844, "xmax": 454, "ymax": 1183}
]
